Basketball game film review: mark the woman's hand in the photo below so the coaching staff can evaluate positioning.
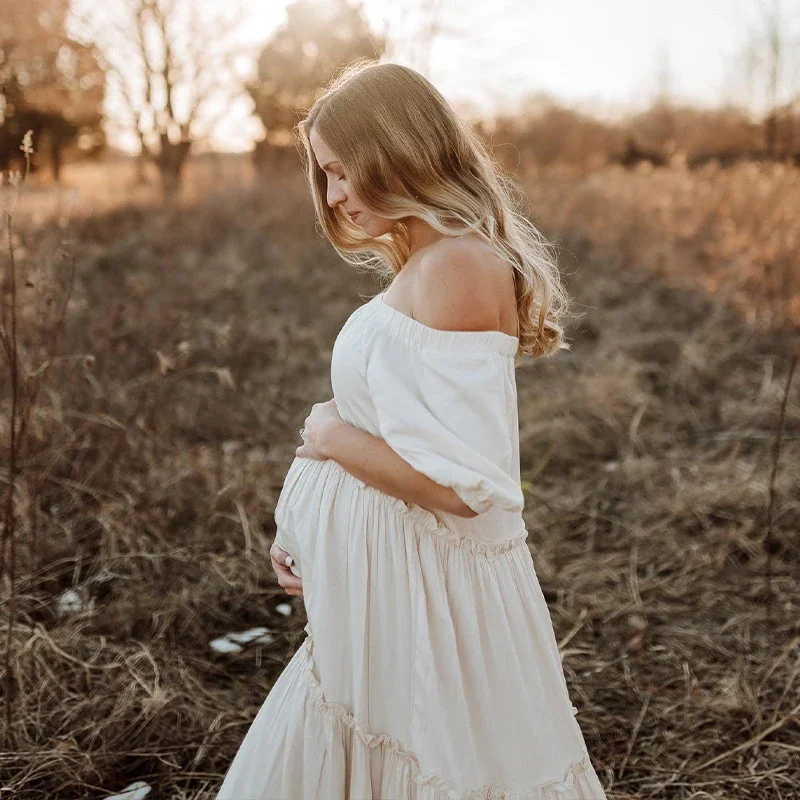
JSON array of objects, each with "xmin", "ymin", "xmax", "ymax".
[
  {"xmin": 270, "ymin": 541, "xmax": 303, "ymax": 598},
  {"xmin": 296, "ymin": 398, "xmax": 343, "ymax": 460}
]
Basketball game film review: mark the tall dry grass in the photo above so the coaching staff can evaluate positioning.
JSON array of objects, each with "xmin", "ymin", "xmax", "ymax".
[
  {"xmin": 1, "ymin": 130, "xmax": 79, "ymax": 736},
  {"xmin": 522, "ymin": 159, "xmax": 800, "ymax": 331},
  {"xmin": 0, "ymin": 154, "xmax": 797, "ymax": 798}
]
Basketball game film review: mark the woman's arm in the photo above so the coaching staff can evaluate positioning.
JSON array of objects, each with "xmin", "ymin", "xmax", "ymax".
[
  {"xmin": 323, "ymin": 418, "xmax": 479, "ymax": 518},
  {"xmin": 298, "ymin": 400, "xmax": 477, "ymax": 518}
]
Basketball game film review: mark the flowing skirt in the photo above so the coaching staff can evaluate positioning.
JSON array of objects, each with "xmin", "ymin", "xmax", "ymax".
[{"xmin": 215, "ymin": 456, "xmax": 607, "ymax": 799}]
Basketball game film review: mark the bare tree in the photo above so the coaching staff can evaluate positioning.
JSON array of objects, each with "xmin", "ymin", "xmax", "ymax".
[
  {"xmin": 378, "ymin": 0, "xmax": 466, "ymax": 80},
  {"xmin": 734, "ymin": 0, "xmax": 800, "ymax": 154},
  {"xmin": 0, "ymin": 0, "xmax": 105, "ymax": 181},
  {"xmin": 70, "ymin": 0, "xmax": 250, "ymax": 197},
  {"xmin": 762, "ymin": 0, "xmax": 788, "ymax": 151},
  {"xmin": 649, "ymin": 40, "xmax": 677, "ymax": 151},
  {"xmin": 407, "ymin": 0, "xmax": 445, "ymax": 78}
]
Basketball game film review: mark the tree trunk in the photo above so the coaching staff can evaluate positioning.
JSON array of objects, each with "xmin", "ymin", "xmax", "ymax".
[
  {"xmin": 157, "ymin": 134, "xmax": 191, "ymax": 199},
  {"xmin": 764, "ymin": 110, "xmax": 778, "ymax": 155}
]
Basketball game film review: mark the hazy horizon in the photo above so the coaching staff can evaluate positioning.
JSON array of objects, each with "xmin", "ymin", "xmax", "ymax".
[{"xmin": 71, "ymin": 0, "xmax": 800, "ymax": 154}]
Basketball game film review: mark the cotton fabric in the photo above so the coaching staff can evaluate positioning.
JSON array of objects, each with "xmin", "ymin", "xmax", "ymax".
[{"xmin": 215, "ymin": 291, "xmax": 608, "ymax": 799}]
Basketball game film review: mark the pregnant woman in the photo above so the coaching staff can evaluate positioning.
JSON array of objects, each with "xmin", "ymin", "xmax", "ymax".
[{"xmin": 216, "ymin": 60, "xmax": 607, "ymax": 799}]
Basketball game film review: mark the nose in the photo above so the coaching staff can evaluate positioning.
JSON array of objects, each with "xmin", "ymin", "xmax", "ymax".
[{"xmin": 327, "ymin": 182, "xmax": 346, "ymax": 209}]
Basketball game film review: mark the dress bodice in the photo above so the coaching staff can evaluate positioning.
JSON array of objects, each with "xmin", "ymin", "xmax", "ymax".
[{"xmin": 330, "ymin": 291, "xmax": 524, "ymax": 542}]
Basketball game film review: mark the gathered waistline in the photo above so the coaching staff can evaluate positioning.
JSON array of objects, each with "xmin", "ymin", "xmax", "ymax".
[{"xmin": 284, "ymin": 456, "xmax": 530, "ymax": 559}]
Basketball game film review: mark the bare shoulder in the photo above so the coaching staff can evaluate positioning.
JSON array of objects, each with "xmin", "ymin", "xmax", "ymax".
[{"xmin": 412, "ymin": 235, "xmax": 516, "ymax": 333}]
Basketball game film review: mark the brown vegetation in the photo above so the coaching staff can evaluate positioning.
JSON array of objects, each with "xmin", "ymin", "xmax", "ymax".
[
  {"xmin": 0, "ymin": 0, "xmax": 105, "ymax": 181},
  {"xmin": 0, "ymin": 155, "xmax": 798, "ymax": 798}
]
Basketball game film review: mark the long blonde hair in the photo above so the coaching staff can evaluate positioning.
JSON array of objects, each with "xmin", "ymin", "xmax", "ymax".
[{"xmin": 295, "ymin": 58, "xmax": 576, "ymax": 363}]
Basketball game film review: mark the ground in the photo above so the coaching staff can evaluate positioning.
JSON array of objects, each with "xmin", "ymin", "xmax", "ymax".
[{"xmin": 0, "ymin": 155, "xmax": 798, "ymax": 799}]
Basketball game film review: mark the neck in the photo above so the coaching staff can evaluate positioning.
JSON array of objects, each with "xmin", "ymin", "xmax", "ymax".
[{"xmin": 404, "ymin": 215, "xmax": 447, "ymax": 259}]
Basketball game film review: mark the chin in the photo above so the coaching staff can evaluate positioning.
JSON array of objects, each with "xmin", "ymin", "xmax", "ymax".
[{"xmin": 354, "ymin": 214, "xmax": 391, "ymax": 238}]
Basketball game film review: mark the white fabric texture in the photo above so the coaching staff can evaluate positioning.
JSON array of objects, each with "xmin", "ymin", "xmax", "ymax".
[{"xmin": 215, "ymin": 291, "xmax": 608, "ymax": 799}]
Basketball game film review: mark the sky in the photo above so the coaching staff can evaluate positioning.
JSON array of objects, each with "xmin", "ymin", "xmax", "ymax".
[{"xmin": 79, "ymin": 0, "xmax": 800, "ymax": 153}]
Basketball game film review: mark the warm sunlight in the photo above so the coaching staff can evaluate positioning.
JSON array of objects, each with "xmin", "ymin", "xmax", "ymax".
[
  {"xmin": 4, "ymin": 0, "xmax": 799, "ymax": 796},
  {"xmin": 67, "ymin": 0, "xmax": 788, "ymax": 153}
]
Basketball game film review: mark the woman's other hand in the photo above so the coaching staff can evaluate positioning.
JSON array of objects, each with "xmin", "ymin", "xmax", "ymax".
[
  {"xmin": 296, "ymin": 398, "xmax": 343, "ymax": 460},
  {"xmin": 270, "ymin": 541, "xmax": 303, "ymax": 597}
]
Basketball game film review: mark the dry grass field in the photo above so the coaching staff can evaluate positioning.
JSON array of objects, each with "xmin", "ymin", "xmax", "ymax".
[{"xmin": 1, "ymin": 154, "xmax": 798, "ymax": 799}]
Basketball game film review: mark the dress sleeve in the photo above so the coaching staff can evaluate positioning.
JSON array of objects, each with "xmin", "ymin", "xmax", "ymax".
[{"xmin": 365, "ymin": 334, "xmax": 525, "ymax": 516}]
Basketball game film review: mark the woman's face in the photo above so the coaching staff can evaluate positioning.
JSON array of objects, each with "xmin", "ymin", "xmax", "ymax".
[{"xmin": 309, "ymin": 126, "xmax": 394, "ymax": 238}]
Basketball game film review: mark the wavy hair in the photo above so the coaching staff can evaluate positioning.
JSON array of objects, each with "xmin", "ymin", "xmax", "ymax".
[{"xmin": 295, "ymin": 58, "xmax": 578, "ymax": 363}]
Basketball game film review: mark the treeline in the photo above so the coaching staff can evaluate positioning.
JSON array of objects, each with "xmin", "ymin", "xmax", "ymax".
[
  {"xmin": 489, "ymin": 100, "xmax": 800, "ymax": 173},
  {"xmin": 0, "ymin": 0, "xmax": 105, "ymax": 182},
  {"xmin": 2, "ymin": 0, "xmax": 798, "ymax": 192}
]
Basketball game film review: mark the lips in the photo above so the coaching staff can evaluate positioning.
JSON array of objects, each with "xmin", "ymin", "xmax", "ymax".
[{"xmin": 347, "ymin": 211, "xmax": 360, "ymax": 221}]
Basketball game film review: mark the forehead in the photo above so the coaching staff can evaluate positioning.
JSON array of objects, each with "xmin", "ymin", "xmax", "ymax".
[{"xmin": 309, "ymin": 127, "xmax": 340, "ymax": 167}]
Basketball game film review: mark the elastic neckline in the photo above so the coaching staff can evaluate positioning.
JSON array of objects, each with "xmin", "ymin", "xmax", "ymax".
[{"xmin": 372, "ymin": 292, "xmax": 519, "ymax": 356}]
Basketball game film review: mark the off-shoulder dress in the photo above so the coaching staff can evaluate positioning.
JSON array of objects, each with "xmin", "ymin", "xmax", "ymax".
[{"xmin": 215, "ymin": 290, "xmax": 607, "ymax": 799}]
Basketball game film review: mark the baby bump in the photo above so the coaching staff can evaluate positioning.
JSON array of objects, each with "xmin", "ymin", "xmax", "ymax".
[
  {"xmin": 272, "ymin": 454, "xmax": 447, "ymax": 598},
  {"xmin": 273, "ymin": 456, "xmax": 355, "ymax": 581}
]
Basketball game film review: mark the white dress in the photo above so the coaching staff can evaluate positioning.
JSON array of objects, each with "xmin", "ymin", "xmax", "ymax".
[{"xmin": 215, "ymin": 291, "xmax": 608, "ymax": 799}]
